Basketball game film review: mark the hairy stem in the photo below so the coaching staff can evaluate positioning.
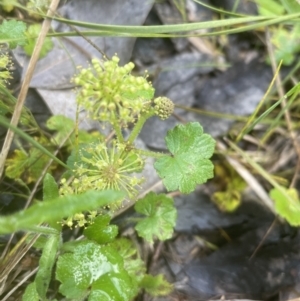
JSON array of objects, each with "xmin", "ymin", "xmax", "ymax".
[
  {"xmin": 111, "ymin": 112, "xmax": 124, "ymax": 143},
  {"xmin": 126, "ymin": 111, "xmax": 154, "ymax": 144},
  {"xmin": 135, "ymin": 148, "xmax": 167, "ymax": 159}
]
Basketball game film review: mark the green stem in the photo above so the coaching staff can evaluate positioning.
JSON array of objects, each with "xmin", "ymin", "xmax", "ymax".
[
  {"xmin": 135, "ymin": 148, "xmax": 167, "ymax": 159},
  {"xmin": 111, "ymin": 112, "xmax": 124, "ymax": 142},
  {"xmin": 126, "ymin": 111, "xmax": 154, "ymax": 144}
]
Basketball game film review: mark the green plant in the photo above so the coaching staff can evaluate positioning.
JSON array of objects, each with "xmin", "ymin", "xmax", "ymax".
[
  {"xmin": 0, "ymin": 13, "xmax": 53, "ymax": 60},
  {"xmin": 0, "ymin": 19, "xmax": 27, "ymax": 49},
  {"xmin": 23, "ymin": 23, "xmax": 53, "ymax": 58},
  {"xmin": 270, "ymin": 186, "xmax": 300, "ymax": 226},
  {"xmin": 2, "ymin": 1, "xmax": 300, "ymax": 298},
  {"xmin": 0, "ymin": 54, "xmax": 215, "ymax": 300},
  {"xmin": 0, "ymin": 19, "xmax": 26, "ymax": 85},
  {"xmin": 212, "ymin": 163, "xmax": 246, "ymax": 212},
  {"xmin": 255, "ymin": 0, "xmax": 300, "ymax": 65}
]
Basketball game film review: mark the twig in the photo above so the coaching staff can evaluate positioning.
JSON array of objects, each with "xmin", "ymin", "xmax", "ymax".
[
  {"xmin": 2, "ymin": 267, "xmax": 39, "ymax": 301},
  {"xmin": 0, "ymin": 234, "xmax": 15, "ymax": 262},
  {"xmin": 249, "ymin": 218, "xmax": 277, "ymax": 260},
  {"xmin": 0, "ymin": 234, "xmax": 40, "ymax": 296},
  {"xmin": 0, "ymin": 0, "xmax": 60, "ymax": 178}
]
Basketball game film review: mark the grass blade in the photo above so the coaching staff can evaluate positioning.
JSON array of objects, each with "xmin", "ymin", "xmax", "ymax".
[{"xmin": 0, "ymin": 190, "xmax": 125, "ymax": 234}]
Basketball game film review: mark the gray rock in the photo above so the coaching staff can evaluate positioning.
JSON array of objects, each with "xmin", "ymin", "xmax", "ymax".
[
  {"xmin": 13, "ymin": 0, "xmax": 154, "ymax": 130},
  {"xmin": 194, "ymin": 60, "xmax": 273, "ymax": 137},
  {"xmin": 140, "ymin": 52, "xmax": 215, "ymax": 149}
]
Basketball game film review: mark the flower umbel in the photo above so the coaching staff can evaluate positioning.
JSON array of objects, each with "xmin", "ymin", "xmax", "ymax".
[
  {"xmin": 73, "ymin": 55, "xmax": 154, "ymax": 126},
  {"xmin": 0, "ymin": 50, "xmax": 12, "ymax": 86},
  {"xmin": 60, "ymin": 141, "xmax": 145, "ymax": 200},
  {"xmin": 59, "ymin": 141, "xmax": 145, "ymax": 227}
]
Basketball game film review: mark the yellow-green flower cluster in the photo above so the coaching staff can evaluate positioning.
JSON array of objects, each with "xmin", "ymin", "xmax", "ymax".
[
  {"xmin": 0, "ymin": 51, "xmax": 12, "ymax": 86},
  {"xmin": 59, "ymin": 141, "xmax": 145, "ymax": 227},
  {"xmin": 60, "ymin": 141, "xmax": 145, "ymax": 200},
  {"xmin": 73, "ymin": 55, "xmax": 154, "ymax": 126},
  {"xmin": 61, "ymin": 211, "xmax": 98, "ymax": 228}
]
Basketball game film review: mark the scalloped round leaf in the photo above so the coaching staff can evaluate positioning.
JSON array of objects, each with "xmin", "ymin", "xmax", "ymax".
[
  {"xmin": 91, "ymin": 271, "xmax": 136, "ymax": 301},
  {"xmin": 270, "ymin": 187, "xmax": 300, "ymax": 226},
  {"xmin": 109, "ymin": 238, "xmax": 146, "ymax": 282},
  {"xmin": 84, "ymin": 215, "xmax": 118, "ymax": 244},
  {"xmin": 134, "ymin": 192, "xmax": 177, "ymax": 244},
  {"xmin": 23, "ymin": 24, "xmax": 53, "ymax": 58},
  {"xmin": 56, "ymin": 241, "xmax": 135, "ymax": 300},
  {"xmin": 0, "ymin": 20, "xmax": 27, "ymax": 49},
  {"xmin": 140, "ymin": 274, "xmax": 173, "ymax": 297},
  {"xmin": 154, "ymin": 122, "xmax": 215, "ymax": 194},
  {"xmin": 110, "ymin": 238, "xmax": 137, "ymax": 258}
]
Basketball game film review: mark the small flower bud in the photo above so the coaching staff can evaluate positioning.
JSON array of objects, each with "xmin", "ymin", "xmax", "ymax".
[
  {"xmin": 153, "ymin": 97, "xmax": 174, "ymax": 120},
  {"xmin": 112, "ymin": 55, "xmax": 120, "ymax": 63}
]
